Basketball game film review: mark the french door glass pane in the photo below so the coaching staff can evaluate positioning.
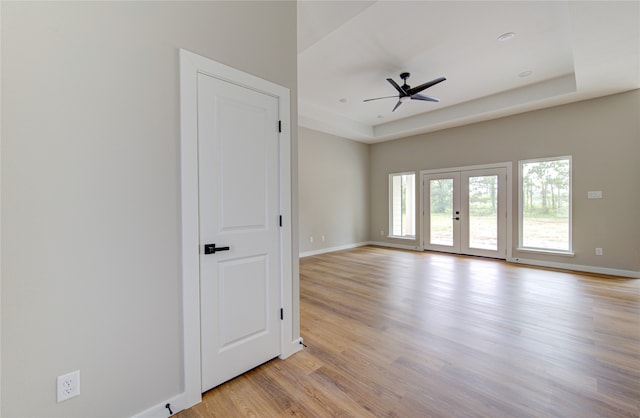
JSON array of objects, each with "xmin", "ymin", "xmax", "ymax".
[
  {"xmin": 468, "ymin": 175, "xmax": 498, "ymax": 250},
  {"xmin": 430, "ymin": 179, "xmax": 454, "ymax": 246}
]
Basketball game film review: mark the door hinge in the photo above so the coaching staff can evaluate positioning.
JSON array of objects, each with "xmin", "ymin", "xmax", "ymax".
[
  {"xmin": 279, "ymin": 215, "xmax": 283, "ymax": 227},
  {"xmin": 280, "ymin": 308, "xmax": 284, "ymax": 320},
  {"xmin": 278, "ymin": 120, "xmax": 282, "ymax": 133}
]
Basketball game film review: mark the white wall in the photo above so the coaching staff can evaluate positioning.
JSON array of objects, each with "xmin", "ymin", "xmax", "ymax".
[
  {"xmin": 370, "ymin": 90, "xmax": 640, "ymax": 274},
  {"xmin": 0, "ymin": 1, "xmax": 297, "ymax": 416},
  {"xmin": 299, "ymin": 91, "xmax": 640, "ymax": 277},
  {"xmin": 298, "ymin": 128, "xmax": 369, "ymax": 255}
]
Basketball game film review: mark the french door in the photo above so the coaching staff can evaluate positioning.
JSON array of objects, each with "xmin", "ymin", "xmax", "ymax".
[{"xmin": 422, "ymin": 167, "xmax": 507, "ymax": 258}]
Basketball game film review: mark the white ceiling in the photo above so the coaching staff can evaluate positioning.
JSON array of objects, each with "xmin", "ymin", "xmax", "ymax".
[{"xmin": 297, "ymin": 1, "xmax": 640, "ymax": 143}]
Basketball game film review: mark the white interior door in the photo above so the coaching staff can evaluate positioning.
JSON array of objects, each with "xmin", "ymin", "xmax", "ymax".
[
  {"xmin": 197, "ymin": 72, "xmax": 281, "ymax": 392},
  {"xmin": 423, "ymin": 167, "xmax": 507, "ymax": 258}
]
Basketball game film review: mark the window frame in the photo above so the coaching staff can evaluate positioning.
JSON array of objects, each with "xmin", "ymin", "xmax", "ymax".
[
  {"xmin": 518, "ymin": 155, "xmax": 573, "ymax": 255},
  {"xmin": 389, "ymin": 171, "xmax": 416, "ymax": 239}
]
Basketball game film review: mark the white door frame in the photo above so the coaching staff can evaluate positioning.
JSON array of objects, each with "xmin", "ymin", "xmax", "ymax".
[
  {"xmin": 179, "ymin": 49, "xmax": 299, "ymax": 409},
  {"xmin": 419, "ymin": 162, "xmax": 513, "ymax": 259}
]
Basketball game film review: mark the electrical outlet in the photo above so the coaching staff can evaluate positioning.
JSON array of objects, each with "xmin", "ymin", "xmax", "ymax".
[
  {"xmin": 309, "ymin": 236, "xmax": 314, "ymax": 243},
  {"xmin": 380, "ymin": 230, "xmax": 384, "ymax": 236},
  {"xmin": 595, "ymin": 248, "xmax": 603, "ymax": 256},
  {"xmin": 57, "ymin": 370, "xmax": 80, "ymax": 402},
  {"xmin": 321, "ymin": 235, "xmax": 325, "ymax": 242}
]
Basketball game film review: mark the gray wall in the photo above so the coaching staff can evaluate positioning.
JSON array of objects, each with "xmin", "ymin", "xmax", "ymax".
[
  {"xmin": 0, "ymin": 1, "xmax": 297, "ymax": 416},
  {"xmin": 370, "ymin": 90, "xmax": 640, "ymax": 272},
  {"xmin": 298, "ymin": 127, "xmax": 369, "ymax": 254}
]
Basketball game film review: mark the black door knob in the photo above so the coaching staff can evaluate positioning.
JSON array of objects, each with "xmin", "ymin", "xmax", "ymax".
[{"xmin": 204, "ymin": 243, "xmax": 230, "ymax": 254}]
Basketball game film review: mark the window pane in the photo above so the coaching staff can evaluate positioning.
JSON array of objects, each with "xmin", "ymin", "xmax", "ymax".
[
  {"xmin": 520, "ymin": 158, "xmax": 571, "ymax": 251},
  {"xmin": 430, "ymin": 179, "xmax": 453, "ymax": 246},
  {"xmin": 390, "ymin": 173, "xmax": 415, "ymax": 237},
  {"xmin": 392, "ymin": 176, "xmax": 402, "ymax": 235},
  {"xmin": 468, "ymin": 175, "xmax": 498, "ymax": 250}
]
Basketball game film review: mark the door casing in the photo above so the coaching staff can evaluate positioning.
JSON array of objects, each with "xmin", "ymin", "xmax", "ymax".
[
  {"xmin": 419, "ymin": 162, "xmax": 513, "ymax": 259},
  {"xmin": 179, "ymin": 49, "xmax": 300, "ymax": 409}
]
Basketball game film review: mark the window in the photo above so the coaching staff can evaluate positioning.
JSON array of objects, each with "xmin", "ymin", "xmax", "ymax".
[
  {"xmin": 519, "ymin": 156, "xmax": 572, "ymax": 253},
  {"xmin": 389, "ymin": 172, "xmax": 415, "ymax": 238}
]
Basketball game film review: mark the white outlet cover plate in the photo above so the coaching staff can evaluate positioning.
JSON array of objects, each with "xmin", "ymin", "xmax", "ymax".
[
  {"xmin": 588, "ymin": 191, "xmax": 603, "ymax": 199},
  {"xmin": 57, "ymin": 370, "xmax": 80, "ymax": 402}
]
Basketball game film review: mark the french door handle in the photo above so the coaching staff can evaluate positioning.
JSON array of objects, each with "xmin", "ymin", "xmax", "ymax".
[
  {"xmin": 452, "ymin": 217, "xmax": 460, "ymax": 220},
  {"xmin": 204, "ymin": 243, "xmax": 230, "ymax": 254}
]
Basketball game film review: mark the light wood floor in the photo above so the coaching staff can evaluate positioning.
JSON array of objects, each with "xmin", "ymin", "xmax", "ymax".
[{"xmin": 178, "ymin": 246, "xmax": 640, "ymax": 417}]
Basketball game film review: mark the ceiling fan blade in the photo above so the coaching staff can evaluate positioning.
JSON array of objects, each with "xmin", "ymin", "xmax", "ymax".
[
  {"xmin": 411, "ymin": 93, "xmax": 440, "ymax": 103},
  {"xmin": 363, "ymin": 95, "xmax": 399, "ymax": 102},
  {"xmin": 407, "ymin": 77, "xmax": 446, "ymax": 95},
  {"xmin": 387, "ymin": 78, "xmax": 407, "ymax": 95},
  {"xmin": 392, "ymin": 100, "xmax": 403, "ymax": 112}
]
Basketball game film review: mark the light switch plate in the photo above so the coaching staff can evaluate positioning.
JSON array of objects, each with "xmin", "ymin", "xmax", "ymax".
[{"xmin": 588, "ymin": 191, "xmax": 603, "ymax": 199}]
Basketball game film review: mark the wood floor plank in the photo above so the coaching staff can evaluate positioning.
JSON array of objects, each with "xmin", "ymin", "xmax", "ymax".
[{"xmin": 178, "ymin": 246, "xmax": 640, "ymax": 417}]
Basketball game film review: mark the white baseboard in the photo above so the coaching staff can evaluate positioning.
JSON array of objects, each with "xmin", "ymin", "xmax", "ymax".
[
  {"xmin": 300, "ymin": 241, "xmax": 421, "ymax": 257},
  {"xmin": 299, "ymin": 242, "xmax": 369, "ymax": 258},
  {"xmin": 280, "ymin": 337, "xmax": 305, "ymax": 359},
  {"xmin": 133, "ymin": 393, "xmax": 186, "ymax": 418},
  {"xmin": 367, "ymin": 241, "xmax": 421, "ymax": 251},
  {"xmin": 508, "ymin": 257, "xmax": 640, "ymax": 279},
  {"xmin": 133, "ymin": 338, "xmax": 305, "ymax": 418}
]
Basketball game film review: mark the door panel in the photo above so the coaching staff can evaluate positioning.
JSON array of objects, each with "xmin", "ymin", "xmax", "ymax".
[
  {"xmin": 218, "ymin": 255, "xmax": 268, "ymax": 348},
  {"xmin": 197, "ymin": 73, "xmax": 280, "ymax": 392},
  {"xmin": 425, "ymin": 172, "xmax": 460, "ymax": 253},
  {"xmin": 217, "ymin": 97, "xmax": 268, "ymax": 230},
  {"xmin": 423, "ymin": 168, "xmax": 506, "ymax": 258}
]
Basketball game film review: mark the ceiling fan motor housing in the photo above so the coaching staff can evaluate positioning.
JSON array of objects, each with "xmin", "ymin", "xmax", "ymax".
[{"xmin": 400, "ymin": 72, "xmax": 411, "ymax": 91}]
